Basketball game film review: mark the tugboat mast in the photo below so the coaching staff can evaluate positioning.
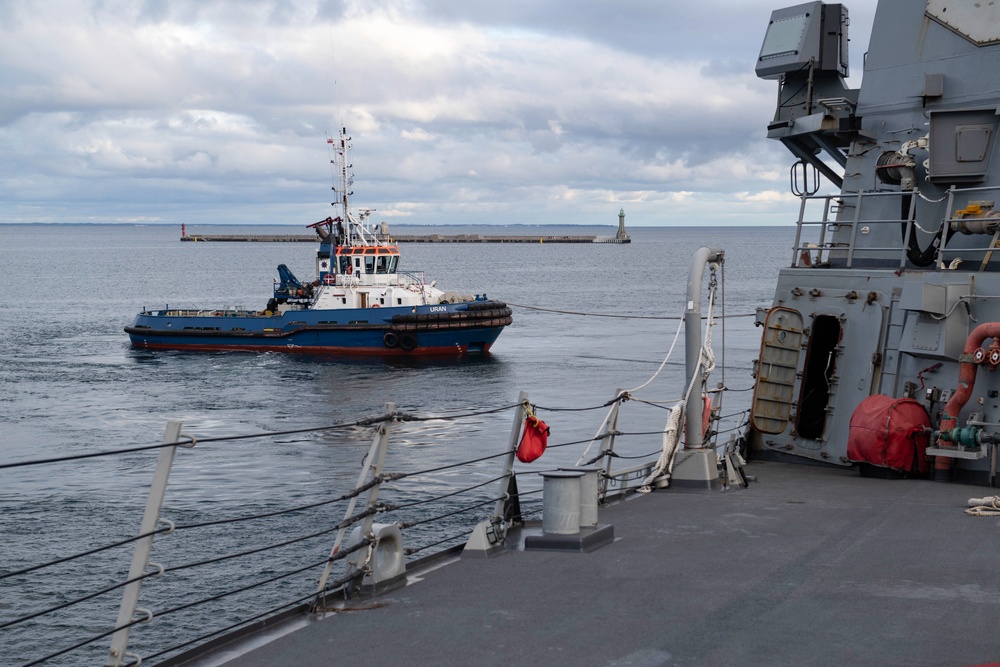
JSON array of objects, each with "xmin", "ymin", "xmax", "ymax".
[{"xmin": 327, "ymin": 127, "xmax": 377, "ymax": 247}]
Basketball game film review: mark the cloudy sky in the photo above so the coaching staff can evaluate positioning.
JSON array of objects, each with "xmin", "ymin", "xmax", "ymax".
[{"xmin": 0, "ymin": 0, "xmax": 879, "ymax": 228}]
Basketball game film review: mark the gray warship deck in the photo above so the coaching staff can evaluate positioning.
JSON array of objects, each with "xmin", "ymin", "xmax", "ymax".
[{"xmin": 179, "ymin": 461, "xmax": 998, "ymax": 667}]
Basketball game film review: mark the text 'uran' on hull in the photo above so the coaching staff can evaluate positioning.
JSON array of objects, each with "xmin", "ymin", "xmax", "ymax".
[{"xmin": 124, "ymin": 128, "xmax": 512, "ymax": 356}]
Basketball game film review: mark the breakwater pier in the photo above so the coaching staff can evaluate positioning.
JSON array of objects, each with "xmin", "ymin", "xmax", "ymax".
[
  {"xmin": 178, "ymin": 209, "xmax": 632, "ymax": 244},
  {"xmin": 180, "ymin": 232, "xmax": 629, "ymax": 244}
]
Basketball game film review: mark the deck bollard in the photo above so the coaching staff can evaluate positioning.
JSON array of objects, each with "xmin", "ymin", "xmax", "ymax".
[
  {"xmin": 559, "ymin": 466, "xmax": 600, "ymax": 527},
  {"xmin": 540, "ymin": 470, "xmax": 585, "ymax": 535},
  {"xmin": 578, "ymin": 467, "xmax": 600, "ymax": 527}
]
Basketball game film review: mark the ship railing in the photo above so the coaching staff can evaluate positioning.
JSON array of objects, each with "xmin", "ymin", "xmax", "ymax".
[
  {"xmin": 792, "ymin": 184, "xmax": 1000, "ymax": 270},
  {"xmin": 148, "ymin": 307, "xmax": 253, "ymax": 318},
  {"xmin": 935, "ymin": 183, "xmax": 1000, "ymax": 269},
  {"xmin": 398, "ymin": 271, "xmax": 433, "ymax": 303},
  {"xmin": 0, "ymin": 387, "xmax": 749, "ymax": 667},
  {"xmin": 336, "ymin": 273, "xmax": 420, "ymax": 289},
  {"xmin": 791, "ymin": 189, "xmax": 907, "ymax": 268},
  {"xmin": 398, "ymin": 270, "xmax": 428, "ymax": 287}
]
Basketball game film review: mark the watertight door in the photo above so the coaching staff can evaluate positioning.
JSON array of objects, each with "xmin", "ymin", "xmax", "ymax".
[{"xmin": 750, "ymin": 307, "xmax": 804, "ymax": 434}]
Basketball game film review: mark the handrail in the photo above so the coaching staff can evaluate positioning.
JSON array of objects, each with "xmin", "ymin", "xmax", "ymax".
[
  {"xmin": 398, "ymin": 270, "xmax": 428, "ymax": 286},
  {"xmin": 791, "ymin": 183, "xmax": 1000, "ymax": 270},
  {"xmin": 107, "ymin": 421, "xmax": 184, "ymax": 667},
  {"xmin": 2, "ymin": 390, "xmax": 754, "ymax": 666}
]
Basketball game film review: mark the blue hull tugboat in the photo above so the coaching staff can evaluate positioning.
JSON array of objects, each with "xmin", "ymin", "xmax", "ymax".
[{"xmin": 125, "ymin": 130, "xmax": 512, "ymax": 355}]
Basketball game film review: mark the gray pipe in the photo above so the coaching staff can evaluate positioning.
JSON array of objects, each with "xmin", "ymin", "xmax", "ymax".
[{"xmin": 684, "ymin": 247, "xmax": 724, "ymax": 449}]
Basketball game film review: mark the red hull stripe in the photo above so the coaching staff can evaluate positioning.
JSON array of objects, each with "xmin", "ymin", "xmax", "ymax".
[{"xmin": 130, "ymin": 342, "xmax": 494, "ymax": 355}]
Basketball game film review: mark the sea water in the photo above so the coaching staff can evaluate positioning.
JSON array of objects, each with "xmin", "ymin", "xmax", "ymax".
[{"xmin": 0, "ymin": 223, "xmax": 793, "ymax": 665}]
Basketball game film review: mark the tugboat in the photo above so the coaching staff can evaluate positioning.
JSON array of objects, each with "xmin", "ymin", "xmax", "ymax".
[{"xmin": 125, "ymin": 129, "xmax": 512, "ymax": 355}]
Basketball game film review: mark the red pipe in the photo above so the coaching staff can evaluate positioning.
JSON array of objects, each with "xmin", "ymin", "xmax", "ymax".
[{"xmin": 937, "ymin": 322, "xmax": 1000, "ymax": 478}]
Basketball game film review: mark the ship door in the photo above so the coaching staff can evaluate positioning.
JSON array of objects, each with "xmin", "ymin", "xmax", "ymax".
[
  {"xmin": 360, "ymin": 293, "xmax": 369, "ymax": 309},
  {"xmin": 795, "ymin": 315, "xmax": 841, "ymax": 440},
  {"xmin": 750, "ymin": 307, "xmax": 804, "ymax": 434}
]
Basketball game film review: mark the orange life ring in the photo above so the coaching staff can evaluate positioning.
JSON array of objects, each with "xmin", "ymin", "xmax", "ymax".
[
  {"xmin": 323, "ymin": 273, "xmax": 336, "ymax": 285},
  {"xmin": 371, "ymin": 303, "xmax": 381, "ymax": 308}
]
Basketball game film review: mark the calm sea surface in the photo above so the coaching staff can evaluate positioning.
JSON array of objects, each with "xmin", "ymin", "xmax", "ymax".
[{"xmin": 0, "ymin": 223, "xmax": 793, "ymax": 665}]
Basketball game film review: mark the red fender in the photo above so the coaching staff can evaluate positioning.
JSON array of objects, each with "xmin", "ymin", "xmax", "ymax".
[{"xmin": 516, "ymin": 416, "xmax": 550, "ymax": 463}]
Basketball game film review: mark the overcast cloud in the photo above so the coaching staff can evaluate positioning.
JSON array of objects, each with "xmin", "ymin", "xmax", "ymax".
[{"xmin": 0, "ymin": 0, "xmax": 878, "ymax": 227}]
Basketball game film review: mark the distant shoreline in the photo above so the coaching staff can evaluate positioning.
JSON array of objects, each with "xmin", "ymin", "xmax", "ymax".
[{"xmin": 0, "ymin": 221, "xmax": 791, "ymax": 229}]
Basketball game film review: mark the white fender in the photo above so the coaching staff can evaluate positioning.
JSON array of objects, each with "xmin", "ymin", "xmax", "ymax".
[{"xmin": 346, "ymin": 523, "xmax": 406, "ymax": 584}]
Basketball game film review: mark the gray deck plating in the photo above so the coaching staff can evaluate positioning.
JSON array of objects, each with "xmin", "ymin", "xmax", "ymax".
[{"xmin": 181, "ymin": 462, "xmax": 1000, "ymax": 667}]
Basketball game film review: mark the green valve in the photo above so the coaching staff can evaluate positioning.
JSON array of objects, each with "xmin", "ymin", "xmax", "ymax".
[{"xmin": 940, "ymin": 426, "xmax": 981, "ymax": 447}]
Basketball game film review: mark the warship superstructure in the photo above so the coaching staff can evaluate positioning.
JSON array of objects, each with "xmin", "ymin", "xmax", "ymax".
[{"xmin": 749, "ymin": 0, "xmax": 1000, "ymax": 484}]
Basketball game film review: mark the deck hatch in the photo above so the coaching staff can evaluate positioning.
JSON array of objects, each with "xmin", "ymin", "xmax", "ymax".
[
  {"xmin": 928, "ymin": 109, "xmax": 999, "ymax": 182},
  {"xmin": 796, "ymin": 314, "xmax": 841, "ymax": 440},
  {"xmin": 750, "ymin": 307, "xmax": 804, "ymax": 434}
]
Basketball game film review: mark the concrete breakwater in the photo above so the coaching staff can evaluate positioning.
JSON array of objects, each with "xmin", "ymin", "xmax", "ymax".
[{"xmin": 180, "ymin": 233, "xmax": 630, "ymax": 244}]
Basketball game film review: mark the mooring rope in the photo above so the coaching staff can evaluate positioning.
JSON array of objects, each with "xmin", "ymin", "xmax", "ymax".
[
  {"xmin": 637, "ymin": 265, "xmax": 719, "ymax": 493},
  {"xmin": 635, "ymin": 402, "xmax": 685, "ymax": 493},
  {"xmin": 965, "ymin": 496, "xmax": 1000, "ymax": 516},
  {"xmin": 624, "ymin": 313, "xmax": 686, "ymax": 396},
  {"xmin": 571, "ymin": 299, "xmax": 689, "ymax": 466},
  {"xmin": 505, "ymin": 301, "xmax": 754, "ymax": 320}
]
